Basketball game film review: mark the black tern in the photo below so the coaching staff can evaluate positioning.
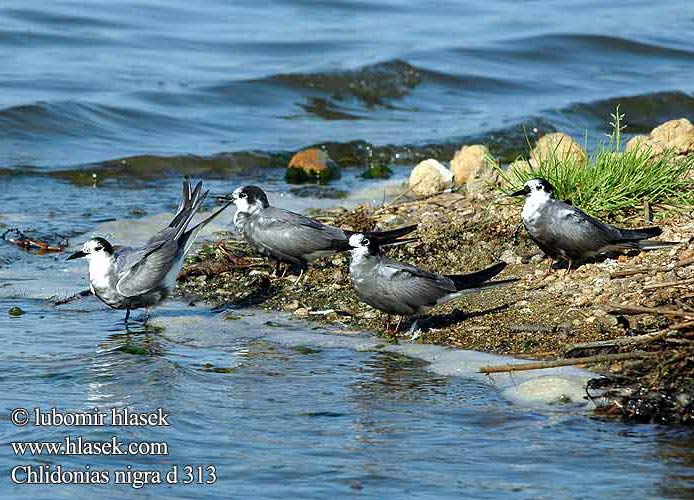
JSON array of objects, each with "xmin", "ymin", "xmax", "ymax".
[
  {"xmin": 67, "ymin": 179, "xmax": 231, "ymax": 322},
  {"xmin": 347, "ymin": 233, "xmax": 515, "ymax": 332},
  {"xmin": 511, "ymin": 178, "xmax": 677, "ymax": 271},
  {"xmin": 223, "ymin": 185, "xmax": 418, "ymax": 274}
]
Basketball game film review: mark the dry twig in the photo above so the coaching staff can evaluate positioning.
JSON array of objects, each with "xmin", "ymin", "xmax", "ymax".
[{"xmin": 479, "ymin": 351, "xmax": 654, "ymax": 374}]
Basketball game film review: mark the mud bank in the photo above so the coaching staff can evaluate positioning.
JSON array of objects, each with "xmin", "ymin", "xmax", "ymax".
[{"xmin": 178, "ymin": 188, "xmax": 694, "ymax": 423}]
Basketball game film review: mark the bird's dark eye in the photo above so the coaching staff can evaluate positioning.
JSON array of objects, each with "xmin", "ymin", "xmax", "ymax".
[
  {"xmin": 94, "ymin": 246, "xmax": 102, "ymax": 251},
  {"xmin": 362, "ymin": 238, "xmax": 369, "ymax": 246},
  {"xmin": 536, "ymin": 185, "xmax": 542, "ymax": 190},
  {"xmin": 239, "ymin": 192, "xmax": 247, "ymax": 199}
]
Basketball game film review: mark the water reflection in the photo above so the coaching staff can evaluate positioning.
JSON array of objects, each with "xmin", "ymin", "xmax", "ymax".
[{"xmin": 656, "ymin": 430, "xmax": 694, "ymax": 498}]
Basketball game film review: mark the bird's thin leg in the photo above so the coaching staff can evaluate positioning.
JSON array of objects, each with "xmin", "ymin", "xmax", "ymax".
[
  {"xmin": 293, "ymin": 266, "xmax": 306, "ymax": 286},
  {"xmin": 272, "ymin": 260, "xmax": 281, "ymax": 278},
  {"xmin": 124, "ymin": 307, "xmax": 131, "ymax": 324},
  {"xmin": 565, "ymin": 260, "xmax": 573, "ymax": 275},
  {"xmin": 144, "ymin": 309, "xmax": 150, "ymax": 325},
  {"xmin": 382, "ymin": 315, "xmax": 391, "ymax": 332},
  {"xmin": 543, "ymin": 258, "xmax": 554, "ymax": 277},
  {"xmin": 394, "ymin": 317, "xmax": 403, "ymax": 333}
]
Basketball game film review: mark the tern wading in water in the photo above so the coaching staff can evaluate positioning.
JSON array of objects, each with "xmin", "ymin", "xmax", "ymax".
[
  {"xmin": 223, "ymin": 185, "xmax": 418, "ymax": 279},
  {"xmin": 347, "ymin": 233, "xmax": 516, "ymax": 334},
  {"xmin": 67, "ymin": 179, "xmax": 231, "ymax": 323},
  {"xmin": 511, "ymin": 178, "xmax": 678, "ymax": 272}
]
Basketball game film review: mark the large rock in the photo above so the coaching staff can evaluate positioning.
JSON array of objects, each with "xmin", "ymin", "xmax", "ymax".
[
  {"xmin": 625, "ymin": 118, "xmax": 694, "ymax": 157},
  {"xmin": 451, "ymin": 144, "xmax": 501, "ymax": 195},
  {"xmin": 286, "ymin": 148, "xmax": 341, "ymax": 183},
  {"xmin": 530, "ymin": 132, "xmax": 587, "ymax": 163},
  {"xmin": 409, "ymin": 159, "xmax": 453, "ymax": 196}
]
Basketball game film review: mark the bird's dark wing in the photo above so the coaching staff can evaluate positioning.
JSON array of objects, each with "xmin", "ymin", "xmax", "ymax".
[
  {"xmin": 543, "ymin": 200, "xmax": 621, "ymax": 256},
  {"xmin": 376, "ymin": 257, "xmax": 456, "ymax": 309},
  {"xmin": 245, "ymin": 208, "xmax": 347, "ymax": 262},
  {"xmin": 446, "ymin": 262, "xmax": 506, "ymax": 290},
  {"xmin": 114, "ymin": 236, "xmax": 180, "ymax": 297}
]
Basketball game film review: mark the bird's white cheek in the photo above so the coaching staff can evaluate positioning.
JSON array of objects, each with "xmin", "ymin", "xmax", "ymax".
[
  {"xmin": 234, "ymin": 199, "xmax": 251, "ymax": 213},
  {"xmin": 521, "ymin": 192, "xmax": 550, "ymax": 225}
]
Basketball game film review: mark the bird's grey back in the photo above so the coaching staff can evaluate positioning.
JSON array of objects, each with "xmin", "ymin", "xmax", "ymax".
[
  {"xmin": 350, "ymin": 253, "xmax": 456, "ymax": 316},
  {"xmin": 525, "ymin": 198, "xmax": 621, "ymax": 259},
  {"xmin": 113, "ymin": 229, "xmax": 182, "ymax": 297},
  {"xmin": 243, "ymin": 207, "xmax": 347, "ymax": 263}
]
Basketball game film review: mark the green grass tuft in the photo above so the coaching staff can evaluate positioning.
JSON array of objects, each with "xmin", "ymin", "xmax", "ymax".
[{"xmin": 494, "ymin": 110, "xmax": 694, "ymax": 219}]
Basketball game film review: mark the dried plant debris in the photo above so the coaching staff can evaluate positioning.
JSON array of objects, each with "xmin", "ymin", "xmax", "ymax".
[{"xmin": 2, "ymin": 228, "xmax": 67, "ymax": 253}]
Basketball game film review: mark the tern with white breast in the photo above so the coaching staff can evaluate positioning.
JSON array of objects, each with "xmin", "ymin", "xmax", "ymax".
[
  {"xmin": 511, "ymin": 178, "xmax": 678, "ymax": 272},
  {"xmin": 223, "ymin": 185, "xmax": 418, "ymax": 277},
  {"xmin": 67, "ymin": 178, "xmax": 231, "ymax": 322},
  {"xmin": 347, "ymin": 233, "xmax": 515, "ymax": 333}
]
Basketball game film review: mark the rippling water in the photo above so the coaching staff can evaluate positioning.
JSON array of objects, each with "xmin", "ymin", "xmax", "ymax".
[
  {"xmin": 2, "ymin": 1, "xmax": 694, "ymax": 497},
  {"xmin": 1, "ymin": 0, "xmax": 694, "ymax": 172}
]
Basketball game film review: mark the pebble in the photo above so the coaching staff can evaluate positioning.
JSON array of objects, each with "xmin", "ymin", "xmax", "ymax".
[
  {"xmin": 8, "ymin": 306, "xmax": 24, "ymax": 317},
  {"xmin": 293, "ymin": 308, "xmax": 309, "ymax": 318},
  {"xmin": 283, "ymin": 300, "xmax": 300, "ymax": 312}
]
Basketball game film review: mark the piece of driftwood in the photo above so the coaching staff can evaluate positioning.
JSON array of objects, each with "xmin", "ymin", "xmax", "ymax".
[
  {"xmin": 2, "ymin": 228, "xmax": 67, "ymax": 254},
  {"xmin": 509, "ymin": 324, "xmax": 567, "ymax": 334},
  {"xmin": 565, "ymin": 331, "xmax": 666, "ymax": 354},
  {"xmin": 53, "ymin": 289, "xmax": 92, "ymax": 305},
  {"xmin": 610, "ymin": 257, "xmax": 694, "ymax": 279},
  {"xmin": 643, "ymin": 277, "xmax": 694, "ymax": 291},
  {"xmin": 606, "ymin": 304, "xmax": 694, "ymax": 320},
  {"xmin": 670, "ymin": 320, "xmax": 694, "ymax": 330},
  {"xmin": 479, "ymin": 351, "xmax": 654, "ymax": 374}
]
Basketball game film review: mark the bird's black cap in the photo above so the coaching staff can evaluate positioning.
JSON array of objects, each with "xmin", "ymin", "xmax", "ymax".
[{"xmin": 236, "ymin": 186, "xmax": 270, "ymax": 208}]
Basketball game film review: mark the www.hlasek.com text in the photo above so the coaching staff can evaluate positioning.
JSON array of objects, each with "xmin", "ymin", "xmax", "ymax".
[{"xmin": 12, "ymin": 436, "xmax": 168, "ymax": 456}]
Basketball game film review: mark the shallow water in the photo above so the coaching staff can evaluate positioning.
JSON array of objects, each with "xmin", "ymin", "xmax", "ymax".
[
  {"xmin": 2, "ymin": 0, "xmax": 694, "ymax": 497},
  {"xmin": 1, "ymin": 184, "xmax": 694, "ymax": 498}
]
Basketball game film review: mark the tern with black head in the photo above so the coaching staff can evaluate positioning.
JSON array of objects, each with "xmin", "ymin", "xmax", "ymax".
[
  {"xmin": 223, "ymin": 185, "xmax": 418, "ymax": 275},
  {"xmin": 511, "ymin": 178, "xmax": 678, "ymax": 271},
  {"xmin": 347, "ymin": 233, "xmax": 515, "ymax": 333},
  {"xmin": 67, "ymin": 178, "xmax": 231, "ymax": 323}
]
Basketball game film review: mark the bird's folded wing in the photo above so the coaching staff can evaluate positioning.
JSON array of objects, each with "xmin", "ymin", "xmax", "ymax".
[
  {"xmin": 550, "ymin": 204, "xmax": 617, "ymax": 252},
  {"xmin": 114, "ymin": 227, "xmax": 176, "ymax": 276},
  {"xmin": 115, "ymin": 239, "xmax": 179, "ymax": 297},
  {"xmin": 250, "ymin": 209, "xmax": 346, "ymax": 256},
  {"xmin": 379, "ymin": 259, "xmax": 455, "ymax": 307}
]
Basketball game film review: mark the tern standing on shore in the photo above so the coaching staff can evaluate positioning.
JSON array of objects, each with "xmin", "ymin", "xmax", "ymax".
[
  {"xmin": 225, "ymin": 185, "xmax": 417, "ymax": 276},
  {"xmin": 347, "ymin": 233, "xmax": 515, "ymax": 332},
  {"xmin": 511, "ymin": 178, "xmax": 677, "ymax": 271}
]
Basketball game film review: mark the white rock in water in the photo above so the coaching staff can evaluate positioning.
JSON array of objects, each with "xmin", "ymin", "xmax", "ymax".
[
  {"xmin": 409, "ymin": 159, "xmax": 453, "ymax": 196},
  {"xmin": 502, "ymin": 376, "xmax": 587, "ymax": 405}
]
